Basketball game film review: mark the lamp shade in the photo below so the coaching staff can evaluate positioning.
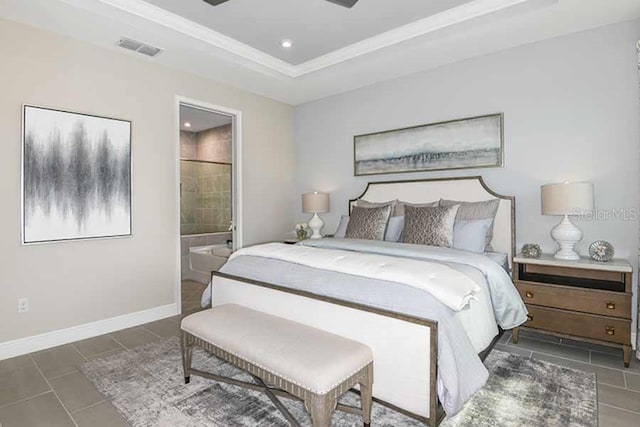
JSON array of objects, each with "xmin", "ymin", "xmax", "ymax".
[
  {"xmin": 541, "ymin": 182, "xmax": 594, "ymax": 216},
  {"xmin": 302, "ymin": 192, "xmax": 329, "ymax": 214}
]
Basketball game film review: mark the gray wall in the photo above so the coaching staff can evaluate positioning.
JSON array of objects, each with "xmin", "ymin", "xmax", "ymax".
[
  {"xmin": 294, "ymin": 20, "xmax": 640, "ymax": 332},
  {"xmin": 0, "ymin": 18, "xmax": 294, "ymax": 344}
]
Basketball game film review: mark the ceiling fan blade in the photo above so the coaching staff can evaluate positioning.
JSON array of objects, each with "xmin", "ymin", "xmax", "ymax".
[
  {"xmin": 326, "ymin": 0, "xmax": 359, "ymax": 8},
  {"xmin": 202, "ymin": 0, "xmax": 230, "ymax": 6}
]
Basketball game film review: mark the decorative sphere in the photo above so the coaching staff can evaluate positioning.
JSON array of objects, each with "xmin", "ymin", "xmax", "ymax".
[{"xmin": 521, "ymin": 243, "xmax": 542, "ymax": 258}]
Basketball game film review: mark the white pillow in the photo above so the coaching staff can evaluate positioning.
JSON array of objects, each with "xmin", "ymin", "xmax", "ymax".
[
  {"xmin": 334, "ymin": 215, "xmax": 349, "ymax": 238},
  {"xmin": 452, "ymin": 218, "xmax": 494, "ymax": 253}
]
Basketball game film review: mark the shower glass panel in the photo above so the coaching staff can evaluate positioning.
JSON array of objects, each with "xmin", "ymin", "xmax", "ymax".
[{"xmin": 180, "ymin": 160, "xmax": 231, "ymax": 235}]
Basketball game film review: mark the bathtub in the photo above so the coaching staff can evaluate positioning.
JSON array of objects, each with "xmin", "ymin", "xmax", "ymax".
[{"xmin": 189, "ymin": 244, "xmax": 233, "ymax": 275}]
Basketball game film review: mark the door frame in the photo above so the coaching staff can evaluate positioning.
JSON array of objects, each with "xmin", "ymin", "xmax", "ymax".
[{"xmin": 174, "ymin": 95, "xmax": 243, "ymax": 312}]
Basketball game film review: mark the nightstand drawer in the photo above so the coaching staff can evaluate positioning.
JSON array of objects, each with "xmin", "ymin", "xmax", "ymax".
[
  {"xmin": 524, "ymin": 305, "xmax": 631, "ymax": 345},
  {"xmin": 515, "ymin": 281, "xmax": 631, "ymax": 318}
]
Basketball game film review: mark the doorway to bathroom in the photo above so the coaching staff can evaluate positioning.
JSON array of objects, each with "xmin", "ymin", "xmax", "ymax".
[{"xmin": 176, "ymin": 97, "xmax": 241, "ymax": 314}]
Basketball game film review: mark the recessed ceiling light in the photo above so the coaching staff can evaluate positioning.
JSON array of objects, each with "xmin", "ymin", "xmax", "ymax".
[
  {"xmin": 280, "ymin": 39, "xmax": 293, "ymax": 49},
  {"xmin": 184, "ymin": 122, "xmax": 191, "ymax": 128}
]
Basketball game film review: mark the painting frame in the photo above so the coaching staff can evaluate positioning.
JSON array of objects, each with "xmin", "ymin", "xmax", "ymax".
[
  {"xmin": 21, "ymin": 104, "xmax": 133, "ymax": 245},
  {"xmin": 353, "ymin": 113, "xmax": 504, "ymax": 176}
]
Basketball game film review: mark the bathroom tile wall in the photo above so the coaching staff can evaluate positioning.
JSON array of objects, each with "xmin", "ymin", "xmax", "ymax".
[
  {"xmin": 195, "ymin": 162, "xmax": 231, "ymax": 234},
  {"xmin": 196, "ymin": 124, "xmax": 232, "ymax": 164},
  {"xmin": 179, "ymin": 124, "xmax": 232, "ymax": 236},
  {"xmin": 180, "ymin": 131, "xmax": 197, "ymax": 159}
]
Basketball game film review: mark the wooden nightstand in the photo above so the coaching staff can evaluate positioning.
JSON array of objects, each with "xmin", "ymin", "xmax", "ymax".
[{"xmin": 512, "ymin": 254, "xmax": 633, "ymax": 367}]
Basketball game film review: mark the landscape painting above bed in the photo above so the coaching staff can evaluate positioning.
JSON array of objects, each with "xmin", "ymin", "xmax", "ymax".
[{"xmin": 354, "ymin": 113, "xmax": 503, "ymax": 176}]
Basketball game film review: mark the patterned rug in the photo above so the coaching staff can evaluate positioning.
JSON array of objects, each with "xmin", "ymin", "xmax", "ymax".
[{"xmin": 80, "ymin": 337, "xmax": 597, "ymax": 426}]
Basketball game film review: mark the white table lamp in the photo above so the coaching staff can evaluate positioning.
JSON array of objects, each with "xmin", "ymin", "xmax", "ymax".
[
  {"xmin": 541, "ymin": 182, "xmax": 594, "ymax": 260},
  {"xmin": 302, "ymin": 192, "xmax": 330, "ymax": 239}
]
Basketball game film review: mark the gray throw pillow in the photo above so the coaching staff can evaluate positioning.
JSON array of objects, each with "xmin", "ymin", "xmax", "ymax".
[
  {"xmin": 440, "ymin": 198, "xmax": 500, "ymax": 249},
  {"xmin": 345, "ymin": 205, "xmax": 392, "ymax": 240},
  {"xmin": 356, "ymin": 199, "xmax": 400, "ymax": 216},
  {"xmin": 336, "ymin": 215, "xmax": 404, "ymax": 242},
  {"xmin": 395, "ymin": 200, "xmax": 439, "ymax": 217},
  {"xmin": 403, "ymin": 205, "xmax": 459, "ymax": 247}
]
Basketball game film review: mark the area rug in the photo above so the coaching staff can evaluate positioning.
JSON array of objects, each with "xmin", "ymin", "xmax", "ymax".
[{"xmin": 80, "ymin": 337, "xmax": 597, "ymax": 426}]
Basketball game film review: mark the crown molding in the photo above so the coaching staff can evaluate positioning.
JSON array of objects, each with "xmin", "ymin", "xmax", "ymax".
[{"xmin": 82, "ymin": 0, "xmax": 533, "ymax": 78}]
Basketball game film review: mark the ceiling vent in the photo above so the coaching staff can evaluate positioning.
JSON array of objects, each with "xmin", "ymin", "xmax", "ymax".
[{"xmin": 116, "ymin": 37, "xmax": 163, "ymax": 57}]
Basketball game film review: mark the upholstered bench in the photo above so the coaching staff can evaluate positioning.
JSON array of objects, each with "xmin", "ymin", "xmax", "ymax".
[{"xmin": 181, "ymin": 304, "xmax": 374, "ymax": 427}]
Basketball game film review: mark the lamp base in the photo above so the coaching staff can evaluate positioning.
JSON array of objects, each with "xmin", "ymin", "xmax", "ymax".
[
  {"xmin": 551, "ymin": 215, "xmax": 582, "ymax": 260},
  {"xmin": 308, "ymin": 213, "xmax": 324, "ymax": 239}
]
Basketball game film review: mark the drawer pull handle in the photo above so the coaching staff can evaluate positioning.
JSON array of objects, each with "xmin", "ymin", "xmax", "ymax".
[
  {"xmin": 526, "ymin": 313, "xmax": 534, "ymax": 321},
  {"xmin": 525, "ymin": 291, "xmax": 534, "ymax": 298},
  {"xmin": 606, "ymin": 301, "xmax": 616, "ymax": 310},
  {"xmin": 605, "ymin": 326, "xmax": 615, "ymax": 336}
]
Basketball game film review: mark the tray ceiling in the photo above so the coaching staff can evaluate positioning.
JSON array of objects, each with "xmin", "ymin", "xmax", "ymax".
[
  {"xmin": 1, "ymin": 0, "xmax": 640, "ymax": 104},
  {"xmin": 144, "ymin": 0, "xmax": 473, "ymax": 65}
]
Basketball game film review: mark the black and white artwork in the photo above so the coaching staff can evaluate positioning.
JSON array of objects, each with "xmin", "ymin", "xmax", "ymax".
[
  {"xmin": 22, "ymin": 105, "xmax": 131, "ymax": 244},
  {"xmin": 354, "ymin": 113, "xmax": 503, "ymax": 176}
]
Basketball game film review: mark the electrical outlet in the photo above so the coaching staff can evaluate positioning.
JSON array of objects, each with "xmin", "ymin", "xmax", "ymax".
[{"xmin": 18, "ymin": 298, "xmax": 29, "ymax": 313}]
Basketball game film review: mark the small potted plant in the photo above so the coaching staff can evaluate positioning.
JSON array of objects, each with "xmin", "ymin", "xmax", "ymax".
[{"xmin": 295, "ymin": 223, "xmax": 309, "ymax": 240}]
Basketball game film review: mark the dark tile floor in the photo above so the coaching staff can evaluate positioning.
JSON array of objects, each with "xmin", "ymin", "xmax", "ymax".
[
  {"xmin": 1, "ymin": 286, "xmax": 638, "ymax": 426},
  {"xmin": 0, "ymin": 280, "xmax": 206, "ymax": 427}
]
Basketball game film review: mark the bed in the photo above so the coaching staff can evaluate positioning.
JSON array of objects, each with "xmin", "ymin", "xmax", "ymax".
[{"xmin": 202, "ymin": 176, "xmax": 527, "ymax": 426}]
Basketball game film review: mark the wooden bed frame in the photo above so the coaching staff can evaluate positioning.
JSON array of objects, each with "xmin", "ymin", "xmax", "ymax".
[{"xmin": 210, "ymin": 176, "xmax": 515, "ymax": 426}]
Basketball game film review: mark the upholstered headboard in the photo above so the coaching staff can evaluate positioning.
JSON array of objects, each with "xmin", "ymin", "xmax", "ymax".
[{"xmin": 349, "ymin": 176, "xmax": 515, "ymax": 266}]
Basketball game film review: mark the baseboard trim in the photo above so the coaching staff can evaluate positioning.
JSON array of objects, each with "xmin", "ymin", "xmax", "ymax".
[{"xmin": 0, "ymin": 303, "xmax": 179, "ymax": 360}]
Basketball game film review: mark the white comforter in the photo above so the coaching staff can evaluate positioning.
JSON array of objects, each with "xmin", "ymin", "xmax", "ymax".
[{"xmin": 231, "ymin": 242, "xmax": 481, "ymax": 312}]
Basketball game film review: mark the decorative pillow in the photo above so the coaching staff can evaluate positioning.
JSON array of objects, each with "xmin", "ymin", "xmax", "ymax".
[
  {"xmin": 345, "ymin": 205, "xmax": 392, "ymax": 240},
  {"xmin": 395, "ymin": 200, "xmax": 439, "ymax": 217},
  {"xmin": 452, "ymin": 218, "xmax": 494, "ymax": 253},
  {"xmin": 403, "ymin": 205, "xmax": 459, "ymax": 247},
  {"xmin": 356, "ymin": 199, "xmax": 401, "ymax": 216},
  {"xmin": 385, "ymin": 216, "xmax": 405, "ymax": 242},
  {"xmin": 335, "ymin": 215, "xmax": 404, "ymax": 242},
  {"xmin": 334, "ymin": 215, "xmax": 349, "ymax": 238},
  {"xmin": 440, "ymin": 198, "xmax": 500, "ymax": 249}
]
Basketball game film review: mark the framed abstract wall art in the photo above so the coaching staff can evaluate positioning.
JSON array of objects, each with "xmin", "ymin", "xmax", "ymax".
[
  {"xmin": 22, "ymin": 105, "xmax": 132, "ymax": 244},
  {"xmin": 354, "ymin": 113, "xmax": 503, "ymax": 176}
]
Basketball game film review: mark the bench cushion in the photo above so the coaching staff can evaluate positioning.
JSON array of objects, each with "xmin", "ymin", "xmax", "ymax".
[{"xmin": 181, "ymin": 304, "xmax": 373, "ymax": 394}]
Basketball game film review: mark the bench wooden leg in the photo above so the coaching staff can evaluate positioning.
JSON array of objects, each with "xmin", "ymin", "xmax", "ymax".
[
  {"xmin": 360, "ymin": 364, "xmax": 373, "ymax": 427},
  {"xmin": 181, "ymin": 332, "xmax": 193, "ymax": 384},
  {"xmin": 307, "ymin": 393, "xmax": 337, "ymax": 427},
  {"xmin": 512, "ymin": 327, "xmax": 519, "ymax": 344}
]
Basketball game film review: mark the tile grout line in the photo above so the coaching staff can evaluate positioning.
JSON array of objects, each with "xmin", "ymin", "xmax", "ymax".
[
  {"xmin": 29, "ymin": 355, "xmax": 79, "ymax": 427},
  {"xmin": 0, "ymin": 390, "xmax": 53, "ymax": 410},
  {"xmin": 599, "ymin": 402, "xmax": 640, "ymax": 416},
  {"xmin": 109, "ymin": 335, "xmax": 130, "ymax": 350},
  {"xmin": 598, "ymin": 382, "xmax": 640, "ymax": 393},
  {"xmin": 507, "ymin": 339, "xmax": 631, "ymax": 373},
  {"xmin": 47, "ymin": 369, "xmax": 82, "ymax": 382},
  {"xmin": 87, "ymin": 345, "xmax": 127, "ymax": 360},
  {"xmin": 70, "ymin": 343, "xmax": 89, "ymax": 363},
  {"xmin": 141, "ymin": 327, "xmax": 163, "ymax": 339},
  {"xmin": 70, "ymin": 398, "xmax": 107, "ymax": 414}
]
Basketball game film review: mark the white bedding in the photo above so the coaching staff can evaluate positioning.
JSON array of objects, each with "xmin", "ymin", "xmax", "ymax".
[{"xmin": 230, "ymin": 242, "xmax": 481, "ymax": 312}]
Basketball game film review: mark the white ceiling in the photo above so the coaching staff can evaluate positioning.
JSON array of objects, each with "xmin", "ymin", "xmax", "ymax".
[
  {"xmin": 180, "ymin": 105, "xmax": 232, "ymax": 132},
  {"xmin": 1, "ymin": 0, "xmax": 640, "ymax": 105},
  {"xmin": 144, "ymin": 0, "xmax": 473, "ymax": 65}
]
